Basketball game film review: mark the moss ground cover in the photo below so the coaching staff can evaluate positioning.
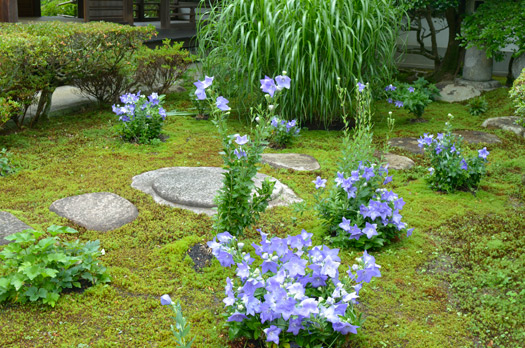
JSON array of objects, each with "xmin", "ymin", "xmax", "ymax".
[{"xmin": 0, "ymin": 80, "xmax": 523, "ymax": 347}]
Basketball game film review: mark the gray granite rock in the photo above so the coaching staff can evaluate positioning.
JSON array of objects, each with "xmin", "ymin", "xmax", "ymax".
[
  {"xmin": 0, "ymin": 212, "xmax": 33, "ymax": 245},
  {"xmin": 261, "ymin": 153, "xmax": 320, "ymax": 171},
  {"xmin": 49, "ymin": 192, "xmax": 138, "ymax": 232},
  {"xmin": 436, "ymin": 84, "xmax": 481, "ymax": 103},
  {"xmin": 511, "ymin": 54, "xmax": 525, "ymax": 80},
  {"xmin": 131, "ymin": 167, "xmax": 302, "ymax": 216},
  {"xmin": 382, "ymin": 153, "xmax": 415, "ymax": 170},
  {"xmin": 455, "ymin": 78, "xmax": 501, "ymax": 92},
  {"xmin": 452, "ymin": 130, "xmax": 501, "ymax": 144},
  {"xmin": 463, "ymin": 47, "xmax": 493, "ymax": 82},
  {"xmin": 388, "ymin": 138, "xmax": 424, "ymax": 154},
  {"xmin": 482, "ymin": 116, "xmax": 525, "ymax": 138}
]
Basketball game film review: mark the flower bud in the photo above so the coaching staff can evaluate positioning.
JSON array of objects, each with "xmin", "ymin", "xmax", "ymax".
[
  {"xmin": 282, "ymin": 70, "xmax": 287, "ymax": 75},
  {"xmin": 238, "ymin": 242, "xmax": 244, "ymax": 249},
  {"xmin": 268, "ymin": 105, "xmax": 275, "ymax": 111}
]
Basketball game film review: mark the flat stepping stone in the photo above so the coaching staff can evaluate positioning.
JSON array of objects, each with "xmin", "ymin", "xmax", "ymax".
[
  {"xmin": 49, "ymin": 192, "xmax": 138, "ymax": 232},
  {"xmin": 452, "ymin": 130, "xmax": 501, "ymax": 144},
  {"xmin": 482, "ymin": 116, "xmax": 525, "ymax": 138},
  {"xmin": 381, "ymin": 153, "xmax": 415, "ymax": 170},
  {"xmin": 388, "ymin": 138, "xmax": 424, "ymax": 154},
  {"xmin": 0, "ymin": 212, "xmax": 33, "ymax": 245},
  {"xmin": 131, "ymin": 167, "xmax": 302, "ymax": 216},
  {"xmin": 389, "ymin": 131, "xmax": 501, "ymax": 154},
  {"xmin": 435, "ymin": 83, "xmax": 481, "ymax": 103},
  {"xmin": 261, "ymin": 153, "xmax": 320, "ymax": 171}
]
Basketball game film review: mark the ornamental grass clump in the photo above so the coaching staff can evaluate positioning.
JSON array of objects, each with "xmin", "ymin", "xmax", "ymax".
[
  {"xmin": 418, "ymin": 115, "xmax": 489, "ymax": 193},
  {"xmin": 112, "ymin": 92, "xmax": 167, "ymax": 144},
  {"xmin": 198, "ymin": 0, "xmax": 401, "ymax": 127},
  {"xmin": 207, "ymin": 230, "xmax": 381, "ymax": 347},
  {"xmin": 194, "ymin": 74, "xmax": 291, "ymax": 236}
]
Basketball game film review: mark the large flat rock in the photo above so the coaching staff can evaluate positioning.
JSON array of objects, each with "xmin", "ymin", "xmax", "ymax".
[
  {"xmin": 452, "ymin": 130, "xmax": 501, "ymax": 144},
  {"xmin": 389, "ymin": 130, "xmax": 501, "ymax": 154},
  {"xmin": 388, "ymin": 138, "xmax": 424, "ymax": 154},
  {"xmin": 482, "ymin": 116, "xmax": 525, "ymax": 138},
  {"xmin": 382, "ymin": 153, "xmax": 415, "ymax": 170},
  {"xmin": 435, "ymin": 83, "xmax": 481, "ymax": 103},
  {"xmin": 131, "ymin": 167, "xmax": 302, "ymax": 216},
  {"xmin": 0, "ymin": 212, "xmax": 33, "ymax": 245},
  {"xmin": 261, "ymin": 153, "xmax": 320, "ymax": 171},
  {"xmin": 49, "ymin": 192, "xmax": 138, "ymax": 232}
]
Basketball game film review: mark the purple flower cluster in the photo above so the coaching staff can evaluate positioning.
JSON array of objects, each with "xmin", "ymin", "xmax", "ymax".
[
  {"xmin": 193, "ymin": 76, "xmax": 231, "ymax": 112},
  {"xmin": 207, "ymin": 230, "xmax": 381, "ymax": 345},
  {"xmin": 417, "ymin": 127, "xmax": 490, "ymax": 192},
  {"xmin": 270, "ymin": 117, "xmax": 300, "ymax": 134},
  {"xmin": 112, "ymin": 92, "xmax": 167, "ymax": 122},
  {"xmin": 315, "ymin": 163, "xmax": 413, "ymax": 245},
  {"xmin": 418, "ymin": 133, "xmax": 489, "ymax": 172}
]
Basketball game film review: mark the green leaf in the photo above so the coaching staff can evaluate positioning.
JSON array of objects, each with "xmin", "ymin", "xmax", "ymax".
[
  {"xmin": 42, "ymin": 268, "xmax": 59, "ymax": 278},
  {"xmin": 23, "ymin": 265, "xmax": 42, "ymax": 280}
]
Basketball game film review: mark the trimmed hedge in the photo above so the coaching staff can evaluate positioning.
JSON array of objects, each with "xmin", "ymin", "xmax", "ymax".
[{"xmin": 0, "ymin": 22, "xmax": 156, "ymax": 128}]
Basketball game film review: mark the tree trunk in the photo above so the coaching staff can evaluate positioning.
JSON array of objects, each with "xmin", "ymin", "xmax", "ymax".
[{"xmin": 433, "ymin": 6, "xmax": 464, "ymax": 81}]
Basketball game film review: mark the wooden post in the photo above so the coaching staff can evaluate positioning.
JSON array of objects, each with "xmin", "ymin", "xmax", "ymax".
[
  {"xmin": 160, "ymin": 0, "xmax": 170, "ymax": 29},
  {"xmin": 0, "ymin": 0, "xmax": 18, "ymax": 22}
]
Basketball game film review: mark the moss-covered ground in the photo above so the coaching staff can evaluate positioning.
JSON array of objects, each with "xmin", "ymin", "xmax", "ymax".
[{"xmin": 0, "ymin": 80, "xmax": 523, "ymax": 348}]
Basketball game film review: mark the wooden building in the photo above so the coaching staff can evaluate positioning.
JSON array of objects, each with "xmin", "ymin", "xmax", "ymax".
[{"xmin": 0, "ymin": 0, "xmax": 204, "ymax": 29}]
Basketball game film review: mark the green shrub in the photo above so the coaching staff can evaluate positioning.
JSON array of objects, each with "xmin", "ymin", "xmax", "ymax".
[
  {"xmin": 0, "ymin": 97, "xmax": 20, "ymax": 129},
  {"xmin": 0, "ymin": 148, "xmax": 16, "ymax": 177},
  {"xmin": 384, "ymin": 78, "xmax": 439, "ymax": 118},
  {"xmin": 41, "ymin": 0, "xmax": 77, "ymax": 16},
  {"xmin": 198, "ymin": 0, "xmax": 402, "ymax": 127},
  {"xmin": 135, "ymin": 40, "xmax": 194, "ymax": 95},
  {"xmin": 0, "ymin": 225, "xmax": 110, "ymax": 307},
  {"xmin": 0, "ymin": 22, "xmax": 155, "ymax": 126},
  {"xmin": 509, "ymin": 68, "xmax": 525, "ymax": 126},
  {"xmin": 467, "ymin": 96, "xmax": 489, "ymax": 116}
]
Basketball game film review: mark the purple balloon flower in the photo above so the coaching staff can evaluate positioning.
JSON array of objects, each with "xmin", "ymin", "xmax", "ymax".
[
  {"xmin": 394, "ymin": 100, "xmax": 404, "ymax": 108},
  {"xmin": 460, "ymin": 158, "xmax": 468, "ymax": 170},
  {"xmin": 313, "ymin": 176, "xmax": 327, "ymax": 189},
  {"xmin": 260, "ymin": 75, "xmax": 277, "ymax": 97},
  {"xmin": 235, "ymin": 134, "xmax": 249, "ymax": 145},
  {"xmin": 385, "ymin": 84, "xmax": 396, "ymax": 91},
  {"xmin": 160, "ymin": 294, "xmax": 172, "ymax": 306},
  {"xmin": 216, "ymin": 96, "xmax": 231, "ymax": 111},
  {"xmin": 408, "ymin": 86, "xmax": 415, "ymax": 93},
  {"xmin": 357, "ymin": 82, "xmax": 366, "ymax": 92},
  {"xmin": 264, "ymin": 325, "xmax": 282, "ymax": 345},
  {"xmin": 478, "ymin": 147, "xmax": 489, "ymax": 159},
  {"xmin": 275, "ymin": 74, "xmax": 291, "ymax": 90}
]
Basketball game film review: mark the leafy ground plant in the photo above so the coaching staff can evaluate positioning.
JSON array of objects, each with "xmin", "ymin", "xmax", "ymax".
[
  {"xmin": 314, "ymin": 81, "xmax": 412, "ymax": 249},
  {"xmin": 0, "ymin": 148, "xmax": 16, "ymax": 177},
  {"xmin": 467, "ymin": 96, "xmax": 488, "ymax": 116},
  {"xmin": 112, "ymin": 92, "xmax": 167, "ymax": 144},
  {"xmin": 160, "ymin": 294, "xmax": 194, "ymax": 348},
  {"xmin": 0, "ymin": 225, "xmax": 110, "ymax": 307},
  {"xmin": 268, "ymin": 116, "xmax": 300, "ymax": 149},
  {"xmin": 384, "ymin": 77, "xmax": 438, "ymax": 119},
  {"xmin": 194, "ymin": 75, "xmax": 292, "ymax": 236},
  {"xmin": 207, "ymin": 230, "xmax": 382, "ymax": 347},
  {"xmin": 418, "ymin": 114, "xmax": 489, "ymax": 193}
]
